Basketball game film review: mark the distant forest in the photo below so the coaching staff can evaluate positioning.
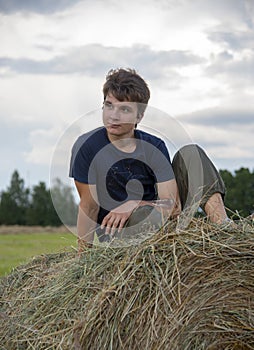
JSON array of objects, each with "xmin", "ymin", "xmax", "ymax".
[
  {"xmin": 0, "ymin": 168, "xmax": 253, "ymax": 226},
  {"xmin": 0, "ymin": 170, "xmax": 77, "ymax": 226}
]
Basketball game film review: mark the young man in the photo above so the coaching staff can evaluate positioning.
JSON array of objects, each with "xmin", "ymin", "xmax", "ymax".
[{"xmin": 70, "ymin": 68, "xmax": 229, "ymax": 253}]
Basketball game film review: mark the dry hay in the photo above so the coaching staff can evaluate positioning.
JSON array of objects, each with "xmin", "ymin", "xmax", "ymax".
[{"xmin": 0, "ymin": 218, "xmax": 254, "ymax": 350}]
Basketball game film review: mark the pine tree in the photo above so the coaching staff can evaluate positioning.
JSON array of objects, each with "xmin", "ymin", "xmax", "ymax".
[
  {"xmin": 26, "ymin": 182, "xmax": 61, "ymax": 226},
  {"xmin": 0, "ymin": 170, "xmax": 30, "ymax": 224}
]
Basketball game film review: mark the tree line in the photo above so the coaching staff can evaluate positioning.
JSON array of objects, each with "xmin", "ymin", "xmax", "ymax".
[
  {"xmin": 219, "ymin": 168, "xmax": 254, "ymax": 217},
  {"xmin": 0, "ymin": 170, "xmax": 77, "ymax": 226},
  {"xmin": 0, "ymin": 168, "xmax": 253, "ymax": 226}
]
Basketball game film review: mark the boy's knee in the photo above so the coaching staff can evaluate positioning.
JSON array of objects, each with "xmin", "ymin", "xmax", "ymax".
[
  {"xmin": 178, "ymin": 144, "xmax": 203, "ymax": 155},
  {"xmin": 173, "ymin": 144, "xmax": 204, "ymax": 164}
]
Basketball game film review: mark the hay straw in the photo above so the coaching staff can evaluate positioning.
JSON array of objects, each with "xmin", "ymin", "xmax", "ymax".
[{"xmin": 0, "ymin": 218, "xmax": 254, "ymax": 349}]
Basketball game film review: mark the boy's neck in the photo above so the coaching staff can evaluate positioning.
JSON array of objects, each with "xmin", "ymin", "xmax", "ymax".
[{"xmin": 107, "ymin": 131, "xmax": 137, "ymax": 153}]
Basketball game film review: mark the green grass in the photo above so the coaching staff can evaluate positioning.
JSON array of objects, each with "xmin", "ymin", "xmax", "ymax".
[{"xmin": 0, "ymin": 232, "xmax": 77, "ymax": 277}]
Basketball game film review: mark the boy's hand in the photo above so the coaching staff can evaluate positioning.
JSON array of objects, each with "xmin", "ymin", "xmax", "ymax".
[{"xmin": 101, "ymin": 200, "xmax": 139, "ymax": 236}]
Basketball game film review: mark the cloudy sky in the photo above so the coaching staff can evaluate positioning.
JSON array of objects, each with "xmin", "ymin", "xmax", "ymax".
[{"xmin": 0, "ymin": 0, "xmax": 253, "ymax": 192}]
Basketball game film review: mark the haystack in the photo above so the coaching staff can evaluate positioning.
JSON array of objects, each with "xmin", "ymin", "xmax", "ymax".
[{"xmin": 0, "ymin": 218, "xmax": 254, "ymax": 350}]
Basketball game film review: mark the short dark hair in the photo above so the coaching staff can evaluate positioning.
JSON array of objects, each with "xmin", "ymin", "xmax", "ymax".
[{"xmin": 103, "ymin": 68, "xmax": 150, "ymax": 114}]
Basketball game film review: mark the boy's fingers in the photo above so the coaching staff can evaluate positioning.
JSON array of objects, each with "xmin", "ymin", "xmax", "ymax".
[
  {"xmin": 105, "ymin": 215, "xmax": 117, "ymax": 235},
  {"xmin": 102, "ymin": 211, "xmax": 131, "ymax": 235},
  {"xmin": 118, "ymin": 217, "xmax": 128, "ymax": 232}
]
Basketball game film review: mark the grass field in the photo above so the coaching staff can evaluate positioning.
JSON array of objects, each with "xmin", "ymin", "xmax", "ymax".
[{"xmin": 0, "ymin": 232, "xmax": 77, "ymax": 277}]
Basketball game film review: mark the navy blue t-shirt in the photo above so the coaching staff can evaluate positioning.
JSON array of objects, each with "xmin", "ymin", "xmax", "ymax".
[{"xmin": 69, "ymin": 127, "xmax": 175, "ymax": 225}]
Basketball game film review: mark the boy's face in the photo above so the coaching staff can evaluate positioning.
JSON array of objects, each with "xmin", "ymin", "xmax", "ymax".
[{"xmin": 103, "ymin": 93, "xmax": 141, "ymax": 139}]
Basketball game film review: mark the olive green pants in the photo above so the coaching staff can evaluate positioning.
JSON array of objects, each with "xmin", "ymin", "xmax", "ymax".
[{"xmin": 172, "ymin": 144, "xmax": 225, "ymax": 211}]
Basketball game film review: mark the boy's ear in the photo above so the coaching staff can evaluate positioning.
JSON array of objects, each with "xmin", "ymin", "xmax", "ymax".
[{"xmin": 137, "ymin": 112, "xmax": 144, "ymax": 123}]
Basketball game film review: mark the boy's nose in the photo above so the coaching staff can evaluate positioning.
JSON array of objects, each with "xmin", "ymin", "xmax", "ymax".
[{"xmin": 110, "ymin": 107, "xmax": 120, "ymax": 120}]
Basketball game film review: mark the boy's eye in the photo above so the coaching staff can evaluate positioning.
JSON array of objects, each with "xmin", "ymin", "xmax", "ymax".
[
  {"xmin": 104, "ymin": 102, "xmax": 113, "ymax": 109},
  {"xmin": 120, "ymin": 106, "xmax": 132, "ymax": 113}
]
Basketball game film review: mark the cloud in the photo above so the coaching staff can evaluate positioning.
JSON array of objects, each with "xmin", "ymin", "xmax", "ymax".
[
  {"xmin": 176, "ymin": 102, "xmax": 254, "ymax": 171},
  {"xmin": 180, "ymin": 121, "xmax": 254, "ymax": 167},
  {"xmin": 0, "ymin": 0, "xmax": 81, "ymax": 14},
  {"xmin": 0, "ymin": 73, "xmax": 103, "ymax": 126},
  {"xmin": 1, "ymin": 0, "xmax": 254, "ymax": 191},
  {"xmin": 179, "ymin": 106, "xmax": 254, "ymax": 126},
  {"xmin": 207, "ymin": 30, "xmax": 254, "ymax": 51},
  {"xmin": 188, "ymin": 0, "xmax": 253, "ymax": 27},
  {"xmin": 24, "ymin": 126, "xmax": 64, "ymax": 165},
  {"xmin": 206, "ymin": 51, "xmax": 254, "ymax": 87},
  {"xmin": 0, "ymin": 44, "xmax": 204, "ymax": 85},
  {"xmin": 0, "ymin": 120, "xmax": 31, "ymax": 161},
  {"xmin": 0, "ymin": 118, "xmax": 50, "ymax": 190}
]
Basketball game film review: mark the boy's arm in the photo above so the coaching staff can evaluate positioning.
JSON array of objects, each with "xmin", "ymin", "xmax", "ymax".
[{"xmin": 74, "ymin": 181, "xmax": 99, "ymax": 254}]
